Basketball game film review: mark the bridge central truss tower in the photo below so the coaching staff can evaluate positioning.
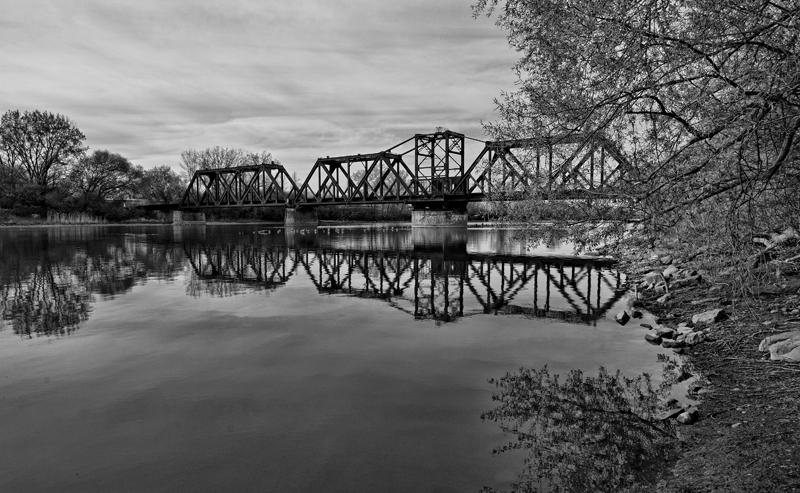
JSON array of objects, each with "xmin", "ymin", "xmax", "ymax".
[{"xmin": 413, "ymin": 130, "xmax": 465, "ymax": 196}]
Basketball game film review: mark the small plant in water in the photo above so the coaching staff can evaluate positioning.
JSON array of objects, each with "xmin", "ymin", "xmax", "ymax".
[{"xmin": 481, "ymin": 366, "xmax": 677, "ymax": 493}]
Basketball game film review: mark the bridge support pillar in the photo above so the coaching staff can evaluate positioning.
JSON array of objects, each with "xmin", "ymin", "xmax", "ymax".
[
  {"xmin": 168, "ymin": 211, "xmax": 206, "ymax": 224},
  {"xmin": 285, "ymin": 207, "xmax": 318, "ymax": 228},
  {"xmin": 411, "ymin": 203, "xmax": 467, "ymax": 228}
]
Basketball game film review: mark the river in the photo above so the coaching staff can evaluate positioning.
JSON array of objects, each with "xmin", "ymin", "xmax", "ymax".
[{"xmin": 0, "ymin": 224, "xmax": 669, "ymax": 492}]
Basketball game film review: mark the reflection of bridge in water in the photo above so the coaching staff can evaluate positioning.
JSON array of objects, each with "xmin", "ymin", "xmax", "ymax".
[{"xmin": 184, "ymin": 229, "xmax": 625, "ymax": 324}]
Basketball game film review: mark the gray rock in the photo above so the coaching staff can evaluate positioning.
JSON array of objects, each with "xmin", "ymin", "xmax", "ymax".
[
  {"xmin": 659, "ymin": 407, "xmax": 685, "ymax": 421},
  {"xmin": 676, "ymin": 407, "xmax": 699, "ymax": 425},
  {"xmin": 672, "ymin": 274, "xmax": 703, "ymax": 288},
  {"xmin": 640, "ymin": 323, "xmax": 653, "ymax": 330},
  {"xmin": 663, "ymin": 265, "xmax": 679, "ymax": 279},
  {"xmin": 758, "ymin": 330, "xmax": 800, "ymax": 361},
  {"xmin": 645, "ymin": 333, "xmax": 663, "ymax": 345},
  {"xmin": 615, "ymin": 310, "xmax": 631, "ymax": 326},
  {"xmin": 644, "ymin": 272, "xmax": 665, "ymax": 288},
  {"xmin": 684, "ymin": 332, "xmax": 706, "ymax": 345},
  {"xmin": 660, "ymin": 256, "xmax": 673, "ymax": 265},
  {"xmin": 655, "ymin": 326, "xmax": 675, "ymax": 339},
  {"xmin": 632, "ymin": 310, "xmax": 644, "ymax": 319},
  {"xmin": 691, "ymin": 308, "xmax": 727, "ymax": 325}
]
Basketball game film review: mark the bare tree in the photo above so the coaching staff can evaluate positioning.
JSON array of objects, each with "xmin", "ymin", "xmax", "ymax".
[
  {"xmin": 179, "ymin": 147, "xmax": 281, "ymax": 180},
  {"xmin": 0, "ymin": 110, "xmax": 86, "ymax": 190},
  {"xmin": 475, "ymin": 0, "xmax": 800, "ymax": 242}
]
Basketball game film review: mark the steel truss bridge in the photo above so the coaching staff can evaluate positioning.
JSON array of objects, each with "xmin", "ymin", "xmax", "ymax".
[
  {"xmin": 183, "ymin": 241, "xmax": 625, "ymax": 324},
  {"xmin": 178, "ymin": 131, "xmax": 629, "ymax": 210}
]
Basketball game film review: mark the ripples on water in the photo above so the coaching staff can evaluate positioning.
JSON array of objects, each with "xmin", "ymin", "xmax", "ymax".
[{"xmin": 0, "ymin": 224, "xmax": 673, "ymax": 492}]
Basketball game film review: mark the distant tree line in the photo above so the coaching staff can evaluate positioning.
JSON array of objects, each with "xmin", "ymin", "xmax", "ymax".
[{"xmin": 0, "ymin": 109, "xmax": 283, "ymax": 222}]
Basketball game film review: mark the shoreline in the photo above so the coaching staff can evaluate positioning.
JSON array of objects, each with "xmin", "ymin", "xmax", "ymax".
[
  {"xmin": 0, "ymin": 219, "xmax": 549, "ymax": 230},
  {"xmin": 614, "ymin": 242, "xmax": 800, "ymax": 491}
]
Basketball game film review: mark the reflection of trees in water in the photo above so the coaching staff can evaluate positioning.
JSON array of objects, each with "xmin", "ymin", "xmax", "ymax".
[
  {"xmin": 0, "ymin": 229, "xmax": 183, "ymax": 338},
  {"xmin": 481, "ymin": 367, "xmax": 677, "ymax": 493},
  {"xmin": 0, "ymin": 265, "xmax": 92, "ymax": 338}
]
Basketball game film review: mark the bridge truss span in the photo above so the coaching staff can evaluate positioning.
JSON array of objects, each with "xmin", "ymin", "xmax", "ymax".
[
  {"xmin": 180, "ymin": 163, "xmax": 299, "ymax": 209},
  {"xmin": 177, "ymin": 131, "xmax": 630, "ymax": 210},
  {"xmin": 457, "ymin": 134, "xmax": 630, "ymax": 200}
]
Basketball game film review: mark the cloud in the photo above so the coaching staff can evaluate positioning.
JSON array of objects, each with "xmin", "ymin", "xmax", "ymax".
[{"xmin": 1, "ymin": 0, "xmax": 518, "ymax": 175}]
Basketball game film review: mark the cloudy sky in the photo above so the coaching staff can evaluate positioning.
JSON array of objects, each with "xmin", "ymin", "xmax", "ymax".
[{"xmin": 1, "ymin": 0, "xmax": 518, "ymax": 176}]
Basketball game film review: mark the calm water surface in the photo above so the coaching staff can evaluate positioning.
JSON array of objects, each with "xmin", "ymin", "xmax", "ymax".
[{"xmin": 0, "ymin": 224, "xmax": 665, "ymax": 492}]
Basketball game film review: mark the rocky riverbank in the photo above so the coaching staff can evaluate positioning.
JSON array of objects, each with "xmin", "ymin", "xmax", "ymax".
[{"xmin": 610, "ymin": 238, "xmax": 800, "ymax": 491}]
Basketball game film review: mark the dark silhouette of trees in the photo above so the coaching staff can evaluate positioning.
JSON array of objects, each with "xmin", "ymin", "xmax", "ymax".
[
  {"xmin": 69, "ymin": 150, "xmax": 141, "ymax": 210},
  {"xmin": 136, "ymin": 165, "xmax": 186, "ymax": 204}
]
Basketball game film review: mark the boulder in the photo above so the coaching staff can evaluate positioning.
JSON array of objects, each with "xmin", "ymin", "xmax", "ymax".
[
  {"xmin": 655, "ymin": 326, "xmax": 675, "ymax": 339},
  {"xmin": 662, "ymin": 339, "xmax": 685, "ymax": 349},
  {"xmin": 663, "ymin": 265, "xmax": 679, "ymax": 279},
  {"xmin": 644, "ymin": 272, "xmax": 665, "ymax": 287},
  {"xmin": 758, "ymin": 330, "xmax": 800, "ymax": 362},
  {"xmin": 676, "ymin": 407, "xmax": 699, "ymax": 425},
  {"xmin": 660, "ymin": 255, "xmax": 673, "ymax": 265},
  {"xmin": 684, "ymin": 332, "xmax": 706, "ymax": 346},
  {"xmin": 632, "ymin": 310, "xmax": 644, "ymax": 319},
  {"xmin": 615, "ymin": 310, "xmax": 631, "ymax": 326},
  {"xmin": 645, "ymin": 333, "xmax": 663, "ymax": 345},
  {"xmin": 640, "ymin": 323, "xmax": 654, "ymax": 330},
  {"xmin": 658, "ymin": 407, "xmax": 685, "ymax": 421},
  {"xmin": 691, "ymin": 308, "xmax": 727, "ymax": 325}
]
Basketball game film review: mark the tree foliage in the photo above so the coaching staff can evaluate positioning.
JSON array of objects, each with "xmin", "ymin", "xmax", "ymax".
[
  {"xmin": 0, "ymin": 110, "xmax": 86, "ymax": 190},
  {"xmin": 138, "ymin": 165, "xmax": 186, "ymax": 204},
  {"xmin": 68, "ymin": 150, "xmax": 141, "ymax": 209},
  {"xmin": 475, "ymin": 0, "xmax": 800, "ymax": 243}
]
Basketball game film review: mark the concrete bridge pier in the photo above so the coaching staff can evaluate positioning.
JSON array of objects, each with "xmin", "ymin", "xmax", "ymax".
[
  {"xmin": 285, "ymin": 207, "xmax": 319, "ymax": 228},
  {"xmin": 168, "ymin": 210, "xmax": 206, "ymax": 224},
  {"xmin": 411, "ymin": 202, "xmax": 468, "ymax": 228}
]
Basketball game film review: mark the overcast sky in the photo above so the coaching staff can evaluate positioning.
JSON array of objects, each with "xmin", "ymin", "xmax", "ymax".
[{"xmin": 1, "ymin": 0, "xmax": 518, "ymax": 176}]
